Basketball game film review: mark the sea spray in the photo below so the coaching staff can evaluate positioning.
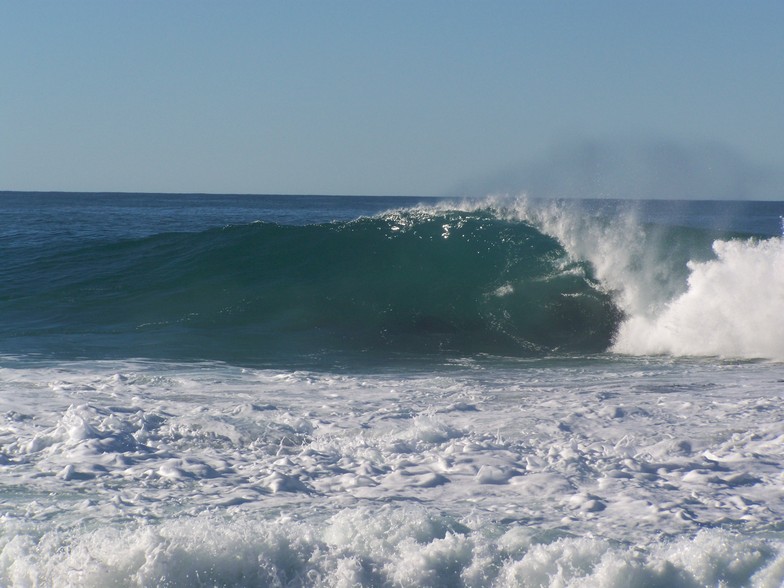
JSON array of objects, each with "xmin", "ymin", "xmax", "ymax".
[
  {"xmin": 497, "ymin": 197, "xmax": 687, "ymax": 317},
  {"xmin": 411, "ymin": 195, "xmax": 714, "ymax": 319}
]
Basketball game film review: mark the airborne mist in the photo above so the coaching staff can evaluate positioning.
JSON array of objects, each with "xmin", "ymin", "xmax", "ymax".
[{"xmin": 453, "ymin": 138, "xmax": 783, "ymax": 200}]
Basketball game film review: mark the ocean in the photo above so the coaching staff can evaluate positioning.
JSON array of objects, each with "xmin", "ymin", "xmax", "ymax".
[{"xmin": 1, "ymin": 192, "xmax": 783, "ymax": 587}]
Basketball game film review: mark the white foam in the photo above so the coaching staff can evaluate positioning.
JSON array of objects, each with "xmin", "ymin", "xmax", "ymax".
[
  {"xmin": 1, "ymin": 512, "xmax": 782, "ymax": 587},
  {"xmin": 613, "ymin": 237, "xmax": 784, "ymax": 360},
  {"xmin": 1, "ymin": 357, "xmax": 783, "ymax": 585}
]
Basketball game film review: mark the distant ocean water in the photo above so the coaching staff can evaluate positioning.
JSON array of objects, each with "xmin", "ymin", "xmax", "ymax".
[{"xmin": 1, "ymin": 192, "xmax": 783, "ymax": 587}]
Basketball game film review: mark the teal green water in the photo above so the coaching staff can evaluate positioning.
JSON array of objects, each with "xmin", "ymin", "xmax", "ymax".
[{"xmin": 2, "ymin": 209, "xmax": 620, "ymax": 363}]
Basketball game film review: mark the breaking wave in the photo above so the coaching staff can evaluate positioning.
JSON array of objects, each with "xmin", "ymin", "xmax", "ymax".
[{"xmin": 2, "ymin": 197, "xmax": 781, "ymax": 362}]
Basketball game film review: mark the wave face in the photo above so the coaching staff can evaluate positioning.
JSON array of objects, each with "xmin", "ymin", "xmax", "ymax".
[{"xmin": 0, "ymin": 208, "xmax": 621, "ymax": 362}]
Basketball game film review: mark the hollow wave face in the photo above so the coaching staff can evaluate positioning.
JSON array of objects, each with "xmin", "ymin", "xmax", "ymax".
[{"xmin": 1, "ymin": 208, "xmax": 621, "ymax": 362}]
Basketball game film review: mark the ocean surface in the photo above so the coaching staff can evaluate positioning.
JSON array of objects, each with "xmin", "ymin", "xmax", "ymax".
[{"xmin": 1, "ymin": 192, "xmax": 783, "ymax": 587}]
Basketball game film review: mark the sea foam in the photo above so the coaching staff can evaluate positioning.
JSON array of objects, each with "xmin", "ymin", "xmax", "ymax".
[
  {"xmin": 2, "ymin": 357, "xmax": 783, "ymax": 586},
  {"xmin": 2, "ymin": 512, "xmax": 783, "ymax": 587},
  {"xmin": 612, "ymin": 237, "xmax": 784, "ymax": 360}
]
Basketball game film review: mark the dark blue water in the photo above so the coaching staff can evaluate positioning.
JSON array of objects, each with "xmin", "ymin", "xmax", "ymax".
[{"xmin": 0, "ymin": 193, "xmax": 436, "ymax": 250}]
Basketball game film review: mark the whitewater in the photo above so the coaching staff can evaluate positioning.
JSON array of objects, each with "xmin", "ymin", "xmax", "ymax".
[{"xmin": 1, "ymin": 193, "xmax": 783, "ymax": 587}]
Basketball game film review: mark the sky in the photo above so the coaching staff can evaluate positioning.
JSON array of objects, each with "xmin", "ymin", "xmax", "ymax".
[{"xmin": 2, "ymin": 1, "xmax": 783, "ymax": 198}]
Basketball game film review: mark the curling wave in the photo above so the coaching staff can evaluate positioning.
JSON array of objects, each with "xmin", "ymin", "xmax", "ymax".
[
  {"xmin": 494, "ymin": 197, "xmax": 784, "ymax": 361},
  {"xmin": 0, "ymin": 208, "xmax": 620, "ymax": 363}
]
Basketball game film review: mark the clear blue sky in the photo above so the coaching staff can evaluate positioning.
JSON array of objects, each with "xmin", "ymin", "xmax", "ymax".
[{"xmin": 2, "ymin": 1, "xmax": 783, "ymax": 197}]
